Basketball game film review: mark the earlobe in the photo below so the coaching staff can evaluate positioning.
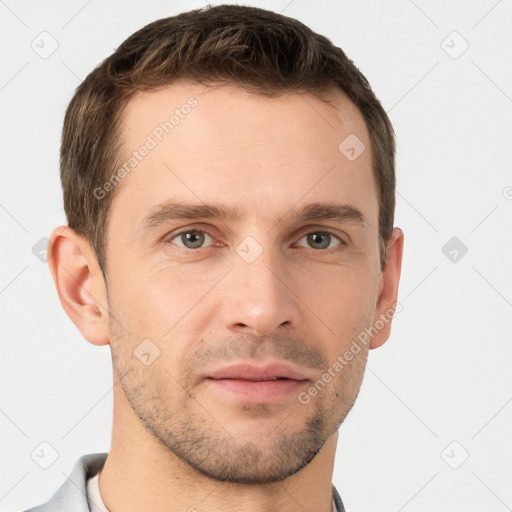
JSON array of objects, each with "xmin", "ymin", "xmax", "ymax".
[
  {"xmin": 48, "ymin": 226, "xmax": 110, "ymax": 346},
  {"xmin": 369, "ymin": 227, "xmax": 404, "ymax": 350}
]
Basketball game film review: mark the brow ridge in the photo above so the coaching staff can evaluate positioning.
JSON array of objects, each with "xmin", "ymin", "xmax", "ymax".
[{"xmin": 142, "ymin": 200, "xmax": 366, "ymax": 229}]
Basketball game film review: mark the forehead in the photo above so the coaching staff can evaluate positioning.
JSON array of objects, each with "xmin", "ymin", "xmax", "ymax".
[
  {"xmin": 121, "ymin": 82, "xmax": 369, "ymax": 160},
  {"xmin": 111, "ymin": 82, "xmax": 377, "ymax": 232}
]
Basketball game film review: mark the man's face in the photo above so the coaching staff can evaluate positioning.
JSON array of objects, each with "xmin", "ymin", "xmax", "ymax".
[{"xmin": 104, "ymin": 82, "xmax": 386, "ymax": 483}]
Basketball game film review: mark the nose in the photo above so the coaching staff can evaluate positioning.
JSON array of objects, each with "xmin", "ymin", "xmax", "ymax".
[{"xmin": 220, "ymin": 248, "xmax": 300, "ymax": 337}]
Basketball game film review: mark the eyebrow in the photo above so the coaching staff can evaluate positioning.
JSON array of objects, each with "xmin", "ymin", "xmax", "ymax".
[{"xmin": 142, "ymin": 200, "xmax": 366, "ymax": 229}]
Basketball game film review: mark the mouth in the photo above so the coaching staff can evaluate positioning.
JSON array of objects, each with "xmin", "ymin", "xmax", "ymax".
[
  {"xmin": 224, "ymin": 376, "xmax": 290, "ymax": 381},
  {"xmin": 205, "ymin": 362, "xmax": 310, "ymax": 403}
]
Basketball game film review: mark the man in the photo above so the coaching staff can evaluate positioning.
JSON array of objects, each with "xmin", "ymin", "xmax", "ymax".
[{"xmin": 26, "ymin": 4, "xmax": 403, "ymax": 511}]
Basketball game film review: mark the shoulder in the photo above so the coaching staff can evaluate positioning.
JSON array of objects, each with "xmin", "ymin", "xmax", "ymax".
[{"xmin": 22, "ymin": 453, "xmax": 108, "ymax": 512}]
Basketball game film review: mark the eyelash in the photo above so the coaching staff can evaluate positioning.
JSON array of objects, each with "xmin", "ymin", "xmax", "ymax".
[{"xmin": 165, "ymin": 227, "xmax": 345, "ymax": 251}]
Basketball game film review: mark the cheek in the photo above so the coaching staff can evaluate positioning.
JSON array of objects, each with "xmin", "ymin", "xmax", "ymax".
[
  {"xmin": 302, "ymin": 266, "xmax": 379, "ymax": 338},
  {"xmin": 110, "ymin": 262, "xmax": 194, "ymax": 331},
  {"xmin": 108, "ymin": 265, "xmax": 219, "ymax": 369}
]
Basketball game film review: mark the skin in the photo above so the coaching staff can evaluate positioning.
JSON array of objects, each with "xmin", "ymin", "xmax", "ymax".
[{"xmin": 49, "ymin": 82, "xmax": 403, "ymax": 512}]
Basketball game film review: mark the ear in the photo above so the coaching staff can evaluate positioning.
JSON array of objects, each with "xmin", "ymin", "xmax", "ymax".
[
  {"xmin": 369, "ymin": 227, "xmax": 404, "ymax": 350},
  {"xmin": 48, "ymin": 226, "xmax": 110, "ymax": 346}
]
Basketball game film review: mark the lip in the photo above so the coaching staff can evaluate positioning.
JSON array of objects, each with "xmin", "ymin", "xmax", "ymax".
[
  {"xmin": 206, "ymin": 362, "xmax": 310, "ymax": 403},
  {"xmin": 207, "ymin": 362, "xmax": 310, "ymax": 381}
]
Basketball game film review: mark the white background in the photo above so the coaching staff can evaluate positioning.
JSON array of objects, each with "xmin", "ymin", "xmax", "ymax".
[{"xmin": 1, "ymin": 1, "xmax": 511, "ymax": 511}]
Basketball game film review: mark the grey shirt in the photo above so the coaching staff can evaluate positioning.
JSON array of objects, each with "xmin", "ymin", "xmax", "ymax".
[{"xmin": 23, "ymin": 453, "xmax": 346, "ymax": 512}]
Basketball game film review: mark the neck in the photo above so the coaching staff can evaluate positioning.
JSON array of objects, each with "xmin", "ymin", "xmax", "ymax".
[{"xmin": 99, "ymin": 386, "xmax": 339, "ymax": 512}]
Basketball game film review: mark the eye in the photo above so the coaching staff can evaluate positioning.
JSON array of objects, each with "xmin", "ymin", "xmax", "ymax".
[
  {"xmin": 169, "ymin": 230, "xmax": 214, "ymax": 249},
  {"xmin": 297, "ymin": 231, "xmax": 342, "ymax": 250}
]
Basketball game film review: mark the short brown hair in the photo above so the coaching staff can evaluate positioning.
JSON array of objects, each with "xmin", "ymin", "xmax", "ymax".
[{"xmin": 61, "ymin": 4, "xmax": 395, "ymax": 272}]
